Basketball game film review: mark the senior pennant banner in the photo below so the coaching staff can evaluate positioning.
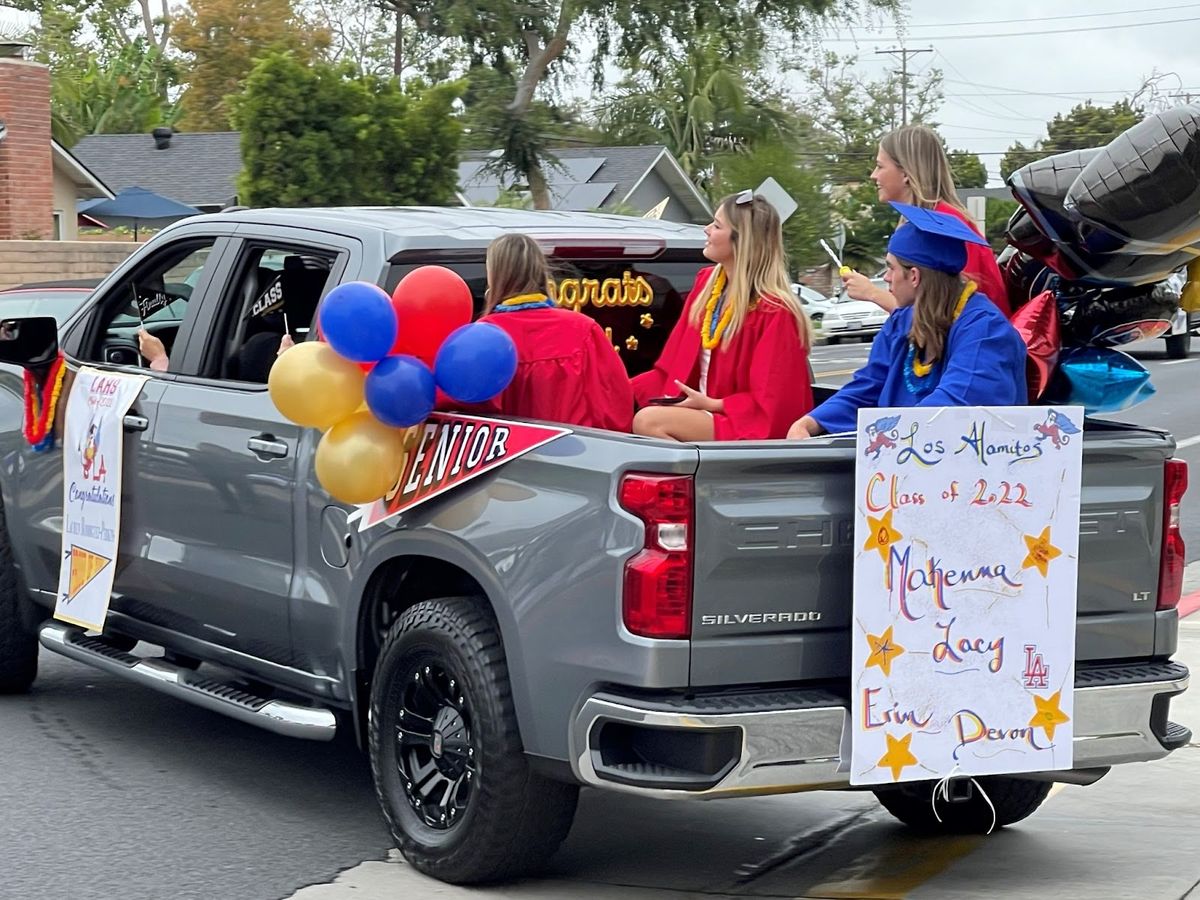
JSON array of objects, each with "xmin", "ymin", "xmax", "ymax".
[{"xmin": 849, "ymin": 405, "xmax": 1084, "ymax": 785}]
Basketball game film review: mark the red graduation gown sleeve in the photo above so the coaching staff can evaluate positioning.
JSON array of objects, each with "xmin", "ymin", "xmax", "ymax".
[
  {"xmin": 631, "ymin": 265, "xmax": 813, "ymax": 440},
  {"xmin": 706, "ymin": 300, "xmax": 814, "ymax": 440},
  {"xmin": 631, "ymin": 267, "xmax": 710, "ymax": 404},
  {"xmin": 473, "ymin": 308, "xmax": 634, "ymax": 431}
]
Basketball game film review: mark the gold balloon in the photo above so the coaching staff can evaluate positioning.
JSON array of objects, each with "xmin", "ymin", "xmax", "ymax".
[
  {"xmin": 315, "ymin": 411, "xmax": 407, "ymax": 505},
  {"xmin": 268, "ymin": 341, "xmax": 365, "ymax": 430}
]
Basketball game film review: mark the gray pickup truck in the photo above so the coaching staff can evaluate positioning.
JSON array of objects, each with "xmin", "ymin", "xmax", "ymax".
[{"xmin": 0, "ymin": 207, "xmax": 1190, "ymax": 885}]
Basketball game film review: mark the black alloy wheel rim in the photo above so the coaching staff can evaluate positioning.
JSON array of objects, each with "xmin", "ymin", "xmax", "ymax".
[{"xmin": 394, "ymin": 659, "xmax": 476, "ymax": 830}]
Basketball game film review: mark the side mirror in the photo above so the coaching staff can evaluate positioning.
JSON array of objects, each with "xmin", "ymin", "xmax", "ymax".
[{"xmin": 0, "ymin": 316, "xmax": 59, "ymax": 369}]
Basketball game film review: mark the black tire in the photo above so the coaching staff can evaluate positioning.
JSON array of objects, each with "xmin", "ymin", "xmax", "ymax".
[
  {"xmin": 826, "ymin": 335, "xmax": 841, "ymax": 345},
  {"xmin": 1166, "ymin": 331, "xmax": 1191, "ymax": 359},
  {"xmin": 873, "ymin": 776, "xmax": 1052, "ymax": 833},
  {"xmin": 0, "ymin": 499, "xmax": 37, "ymax": 694},
  {"xmin": 369, "ymin": 597, "xmax": 578, "ymax": 884}
]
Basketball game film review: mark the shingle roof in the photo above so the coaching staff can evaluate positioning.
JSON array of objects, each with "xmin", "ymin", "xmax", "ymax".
[{"xmin": 71, "ymin": 132, "xmax": 241, "ymax": 208}]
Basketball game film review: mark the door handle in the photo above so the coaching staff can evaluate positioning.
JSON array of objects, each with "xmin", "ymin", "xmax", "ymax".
[
  {"xmin": 247, "ymin": 435, "xmax": 289, "ymax": 459},
  {"xmin": 123, "ymin": 414, "xmax": 149, "ymax": 433}
]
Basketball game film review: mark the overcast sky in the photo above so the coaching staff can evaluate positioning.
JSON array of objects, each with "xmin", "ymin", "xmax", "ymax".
[{"xmin": 815, "ymin": 0, "xmax": 1200, "ymax": 184}]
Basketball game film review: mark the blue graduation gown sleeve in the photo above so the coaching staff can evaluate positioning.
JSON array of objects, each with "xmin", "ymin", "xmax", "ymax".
[
  {"xmin": 808, "ymin": 312, "xmax": 907, "ymax": 434},
  {"xmin": 915, "ymin": 303, "xmax": 1027, "ymax": 409}
]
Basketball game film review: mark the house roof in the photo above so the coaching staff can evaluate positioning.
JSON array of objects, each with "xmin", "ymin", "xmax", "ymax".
[
  {"xmin": 458, "ymin": 145, "xmax": 712, "ymax": 223},
  {"xmin": 52, "ymin": 141, "xmax": 113, "ymax": 200},
  {"xmin": 71, "ymin": 132, "xmax": 241, "ymax": 209}
]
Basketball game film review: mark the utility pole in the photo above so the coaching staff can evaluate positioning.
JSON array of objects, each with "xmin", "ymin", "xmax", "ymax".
[
  {"xmin": 876, "ymin": 46, "xmax": 933, "ymax": 126},
  {"xmin": 1171, "ymin": 91, "xmax": 1199, "ymax": 105}
]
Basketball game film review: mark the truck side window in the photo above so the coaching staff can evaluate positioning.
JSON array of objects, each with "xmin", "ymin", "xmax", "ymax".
[
  {"xmin": 77, "ymin": 241, "xmax": 218, "ymax": 370},
  {"xmin": 205, "ymin": 246, "xmax": 336, "ymax": 384}
]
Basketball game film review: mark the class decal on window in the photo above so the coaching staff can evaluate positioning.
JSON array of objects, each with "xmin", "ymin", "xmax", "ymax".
[{"xmin": 553, "ymin": 271, "xmax": 653, "ymax": 310}]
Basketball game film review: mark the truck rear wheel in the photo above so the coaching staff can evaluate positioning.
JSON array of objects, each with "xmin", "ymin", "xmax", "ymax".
[
  {"xmin": 369, "ymin": 597, "xmax": 578, "ymax": 884},
  {"xmin": 873, "ymin": 776, "xmax": 1051, "ymax": 833},
  {"xmin": 0, "ymin": 500, "xmax": 37, "ymax": 693}
]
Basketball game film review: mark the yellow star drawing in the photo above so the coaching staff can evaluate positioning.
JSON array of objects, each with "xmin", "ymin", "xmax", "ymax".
[
  {"xmin": 863, "ymin": 510, "xmax": 903, "ymax": 562},
  {"xmin": 877, "ymin": 732, "xmax": 919, "ymax": 782},
  {"xmin": 865, "ymin": 625, "xmax": 905, "ymax": 677},
  {"xmin": 1022, "ymin": 526, "xmax": 1062, "ymax": 577},
  {"xmin": 1028, "ymin": 690, "xmax": 1070, "ymax": 741}
]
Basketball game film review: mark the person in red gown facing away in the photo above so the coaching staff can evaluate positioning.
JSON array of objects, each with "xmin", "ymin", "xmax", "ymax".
[
  {"xmin": 630, "ymin": 191, "xmax": 813, "ymax": 441},
  {"xmin": 840, "ymin": 124, "xmax": 1010, "ymax": 317},
  {"xmin": 474, "ymin": 233, "xmax": 633, "ymax": 431}
]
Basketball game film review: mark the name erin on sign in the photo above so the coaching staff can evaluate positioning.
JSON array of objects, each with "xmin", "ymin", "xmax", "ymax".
[
  {"xmin": 888, "ymin": 544, "xmax": 1023, "ymax": 621},
  {"xmin": 862, "ymin": 687, "xmax": 933, "ymax": 730}
]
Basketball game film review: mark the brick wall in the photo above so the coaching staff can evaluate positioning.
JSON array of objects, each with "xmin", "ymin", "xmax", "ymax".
[
  {"xmin": 0, "ymin": 56, "xmax": 53, "ymax": 240},
  {"xmin": 0, "ymin": 240, "xmax": 138, "ymax": 290}
]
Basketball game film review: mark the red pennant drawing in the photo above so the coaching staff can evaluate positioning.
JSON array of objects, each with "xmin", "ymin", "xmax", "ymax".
[{"xmin": 352, "ymin": 413, "xmax": 571, "ymax": 530}]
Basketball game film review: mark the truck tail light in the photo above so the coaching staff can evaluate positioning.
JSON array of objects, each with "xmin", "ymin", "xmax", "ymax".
[
  {"xmin": 1158, "ymin": 458, "xmax": 1188, "ymax": 611},
  {"xmin": 618, "ymin": 473, "xmax": 693, "ymax": 639}
]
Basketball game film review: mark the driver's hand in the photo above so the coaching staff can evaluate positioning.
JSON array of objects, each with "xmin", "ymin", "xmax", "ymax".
[{"xmin": 138, "ymin": 329, "xmax": 168, "ymax": 371}]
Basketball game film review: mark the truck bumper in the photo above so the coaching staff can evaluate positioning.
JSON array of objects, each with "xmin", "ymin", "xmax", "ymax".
[{"xmin": 568, "ymin": 661, "xmax": 1189, "ymax": 799}]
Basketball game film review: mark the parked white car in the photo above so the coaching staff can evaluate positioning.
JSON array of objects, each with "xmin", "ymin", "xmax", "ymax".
[
  {"xmin": 822, "ymin": 279, "xmax": 890, "ymax": 343},
  {"xmin": 792, "ymin": 283, "xmax": 834, "ymax": 324}
]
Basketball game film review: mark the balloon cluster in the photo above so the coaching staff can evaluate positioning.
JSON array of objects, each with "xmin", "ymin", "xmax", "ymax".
[
  {"xmin": 268, "ymin": 266, "xmax": 518, "ymax": 505},
  {"xmin": 1002, "ymin": 105, "xmax": 1200, "ymax": 412}
]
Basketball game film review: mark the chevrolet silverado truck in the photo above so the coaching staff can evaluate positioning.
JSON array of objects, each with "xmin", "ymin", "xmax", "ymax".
[{"xmin": 0, "ymin": 207, "xmax": 1190, "ymax": 884}]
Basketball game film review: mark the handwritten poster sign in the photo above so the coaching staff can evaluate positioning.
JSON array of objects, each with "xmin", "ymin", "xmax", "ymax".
[
  {"xmin": 54, "ymin": 367, "xmax": 148, "ymax": 632},
  {"xmin": 850, "ymin": 405, "xmax": 1084, "ymax": 785}
]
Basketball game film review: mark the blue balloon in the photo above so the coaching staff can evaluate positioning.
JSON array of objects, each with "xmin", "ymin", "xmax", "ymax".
[
  {"xmin": 434, "ymin": 323, "xmax": 518, "ymax": 403},
  {"xmin": 318, "ymin": 282, "xmax": 397, "ymax": 363},
  {"xmin": 365, "ymin": 355, "xmax": 435, "ymax": 427},
  {"xmin": 1046, "ymin": 346, "xmax": 1154, "ymax": 414}
]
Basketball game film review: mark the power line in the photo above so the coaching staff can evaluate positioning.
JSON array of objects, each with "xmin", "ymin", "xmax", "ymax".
[
  {"xmin": 821, "ymin": 14, "xmax": 1200, "ymax": 42},
  {"xmin": 901, "ymin": 2, "xmax": 1200, "ymax": 29}
]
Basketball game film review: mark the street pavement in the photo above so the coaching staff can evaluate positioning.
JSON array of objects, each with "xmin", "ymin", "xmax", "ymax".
[{"xmin": 2, "ymin": 335, "xmax": 1198, "ymax": 900}]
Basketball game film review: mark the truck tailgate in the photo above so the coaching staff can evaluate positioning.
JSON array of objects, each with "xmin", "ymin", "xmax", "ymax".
[{"xmin": 688, "ymin": 424, "xmax": 1173, "ymax": 688}]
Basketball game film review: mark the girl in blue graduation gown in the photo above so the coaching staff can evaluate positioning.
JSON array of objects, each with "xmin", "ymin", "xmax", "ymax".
[{"xmin": 788, "ymin": 203, "xmax": 1026, "ymax": 439}]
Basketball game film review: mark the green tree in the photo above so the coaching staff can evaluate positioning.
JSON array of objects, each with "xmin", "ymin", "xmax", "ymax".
[
  {"xmin": 948, "ymin": 150, "xmax": 987, "ymax": 189},
  {"xmin": 48, "ymin": 41, "xmax": 179, "ymax": 146},
  {"xmin": 999, "ymin": 100, "xmax": 1143, "ymax": 181},
  {"xmin": 985, "ymin": 198, "xmax": 1019, "ymax": 252},
  {"xmin": 596, "ymin": 29, "xmax": 806, "ymax": 193},
  {"xmin": 797, "ymin": 53, "xmax": 942, "ymax": 269},
  {"xmin": 174, "ymin": 0, "xmax": 331, "ymax": 131},
  {"xmin": 415, "ymin": 0, "xmax": 899, "ymax": 209},
  {"xmin": 711, "ymin": 142, "xmax": 830, "ymax": 271},
  {"xmin": 15, "ymin": 0, "xmax": 179, "ymax": 144},
  {"xmin": 232, "ymin": 52, "xmax": 463, "ymax": 207}
]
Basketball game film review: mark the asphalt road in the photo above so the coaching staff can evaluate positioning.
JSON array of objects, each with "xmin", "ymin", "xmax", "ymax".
[{"xmin": 3, "ymin": 335, "xmax": 1198, "ymax": 899}]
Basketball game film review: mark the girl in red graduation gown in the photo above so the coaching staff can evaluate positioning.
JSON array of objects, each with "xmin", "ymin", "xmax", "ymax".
[
  {"xmin": 631, "ymin": 192, "xmax": 813, "ymax": 441},
  {"xmin": 474, "ymin": 233, "xmax": 633, "ymax": 431},
  {"xmin": 841, "ymin": 124, "xmax": 1010, "ymax": 317}
]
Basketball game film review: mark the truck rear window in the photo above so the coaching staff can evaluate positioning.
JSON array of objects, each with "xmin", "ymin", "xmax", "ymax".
[{"xmin": 385, "ymin": 251, "xmax": 707, "ymax": 376}]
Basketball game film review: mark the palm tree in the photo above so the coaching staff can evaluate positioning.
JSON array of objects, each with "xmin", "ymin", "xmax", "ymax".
[{"xmin": 596, "ymin": 31, "xmax": 803, "ymax": 192}]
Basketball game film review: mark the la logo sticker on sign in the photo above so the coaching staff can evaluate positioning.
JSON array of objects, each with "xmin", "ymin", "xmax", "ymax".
[{"xmin": 349, "ymin": 413, "xmax": 571, "ymax": 531}]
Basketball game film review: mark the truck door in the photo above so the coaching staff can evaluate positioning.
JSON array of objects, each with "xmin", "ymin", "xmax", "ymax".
[
  {"xmin": 12, "ymin": 234, "xmax": 233, "ymax": 622},
  {"xmin": 136, "ymin": 234, "xmax": 350, "ymax": 663}
]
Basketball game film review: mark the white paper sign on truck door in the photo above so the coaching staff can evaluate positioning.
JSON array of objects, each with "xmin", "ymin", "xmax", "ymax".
[
  {"xmin": 54, "ymin": 368, "xmax": 148, "ymax": 632},
  {"xmin": 849, "ymin": 406, "xmax": 1084, "ymax": 786}
]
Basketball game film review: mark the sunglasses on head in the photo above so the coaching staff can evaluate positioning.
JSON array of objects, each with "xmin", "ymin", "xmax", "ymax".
[{"xmin": 735, "ymin": 189, "xmax": 754, "ymax": 205}]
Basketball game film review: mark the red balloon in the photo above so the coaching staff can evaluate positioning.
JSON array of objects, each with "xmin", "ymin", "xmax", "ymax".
[
  {"xmin": 389, "ymin": 266, "xmax": 473, "ymax": 361},
  {"xmin": 1009, "ymin": 290, "xmax": 1061, "ymax": 403}
]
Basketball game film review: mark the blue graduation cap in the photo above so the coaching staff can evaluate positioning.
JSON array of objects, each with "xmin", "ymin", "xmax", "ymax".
[{"xmin": 887, "ymin": 201, "xmax": 989, "ymax": 274}]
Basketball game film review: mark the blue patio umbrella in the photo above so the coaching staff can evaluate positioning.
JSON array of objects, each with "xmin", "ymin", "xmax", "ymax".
[{"xmin": 77, "ymin": 186, "xmax": 201, "ymax": 240}]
